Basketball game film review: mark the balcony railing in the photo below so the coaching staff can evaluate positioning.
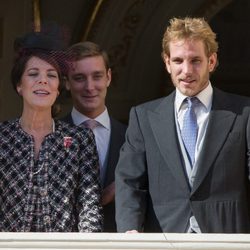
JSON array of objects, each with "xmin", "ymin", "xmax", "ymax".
[{"xmin": 0, "ymin": 233, "xmax": 250, "ymax": 249}]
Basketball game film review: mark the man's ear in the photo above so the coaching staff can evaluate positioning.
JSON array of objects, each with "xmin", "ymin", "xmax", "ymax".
[
  {"xmin": 107, "ymin": 68, "xmax": 112, "ymax": 87},
  {"xmin": 208, "ymin": 53, "xmax": 217, "ymax": 72},
  {"xmin": 163, "ymin": 54, "xmax": 171, "ymax": 74},
  {"xmin": 65, "ymin": 78, "xmax": 71, "ymax": 91}
]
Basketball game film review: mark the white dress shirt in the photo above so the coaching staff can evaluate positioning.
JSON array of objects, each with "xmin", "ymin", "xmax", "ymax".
[
  {"xmin": 175, "ymin": 82, "xmax": 213, "ymax": 165},
  {"xmin": 175, "ymin": 82, "xmax": 213, "ymax": 233},
  {"xmin": 71, "ymin": 107, "xmax": 111, "ymax": 185}
]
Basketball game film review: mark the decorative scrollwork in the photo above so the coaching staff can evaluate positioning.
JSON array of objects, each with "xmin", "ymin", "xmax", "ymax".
[{"xmin": 195, "ymin": 0, "xmax": 233, "ymax": 20}]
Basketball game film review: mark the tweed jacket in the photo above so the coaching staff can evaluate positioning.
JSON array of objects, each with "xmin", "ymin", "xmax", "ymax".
[
  {"xmin": 62, "ymin": 113, "xmax": 127, "ymax": 232},
  {"xmin": 0, "ymin": 119, "xmax": 103, "ymax": 232}
]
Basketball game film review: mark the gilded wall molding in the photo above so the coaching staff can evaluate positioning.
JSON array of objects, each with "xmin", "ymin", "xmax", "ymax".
[
  {"xmin": 33, "ymin": 0, "xmax": 41, "ymax": 32},
  {"xmin": 81, "ymin": 0, "xmax": 105, "ymax": 41}
]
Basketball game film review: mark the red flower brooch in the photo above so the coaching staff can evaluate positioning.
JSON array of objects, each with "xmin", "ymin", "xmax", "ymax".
[{"xmin": 63, "ymin": 136, "xmax": 73, "ymax": 152}]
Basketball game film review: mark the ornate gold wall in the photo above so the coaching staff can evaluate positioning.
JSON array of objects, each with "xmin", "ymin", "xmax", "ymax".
[{"xmin": 0, "ymin": 0, "xmax": 249, "ymax": 122}]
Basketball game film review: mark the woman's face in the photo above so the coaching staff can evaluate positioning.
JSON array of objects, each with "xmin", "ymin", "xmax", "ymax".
[{"xmin": 17, "ymin": 56, "xmax": 60, "ymax": 111}]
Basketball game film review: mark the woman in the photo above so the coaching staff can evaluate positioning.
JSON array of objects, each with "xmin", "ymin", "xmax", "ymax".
[{"xmin": 0, "ymin": 32, "xmax": 103, "ymax": 232}]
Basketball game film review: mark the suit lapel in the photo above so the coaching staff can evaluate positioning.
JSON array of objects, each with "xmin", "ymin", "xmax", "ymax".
[
  {"xmin": 191, "ymin": 89, "xmax": 237, "ymax": 194},
  {"xmin": 62, "ymin": 113, "xmax": 74, "ymax": 124},
  {"xmin": 148, "ymin": 93, "xmax": 190, "ymax": 191},
  {"xmin": 104, "ymin": 119, "xmax": 121, "ymax": 186}
]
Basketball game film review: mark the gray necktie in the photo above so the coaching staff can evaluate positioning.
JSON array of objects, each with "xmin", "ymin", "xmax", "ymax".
[{"xmin": 82, "ymin": 119, "xmax": 99, "ymax": 130}]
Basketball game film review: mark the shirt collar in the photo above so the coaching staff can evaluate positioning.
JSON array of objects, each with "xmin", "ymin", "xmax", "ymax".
[
  {"xmin": 71, "ymin": 107, "xmax": 111, "ymax": 130},
  {"xmin": 175, "ymin": 81, "xmax": 213, "ymax": 112}
]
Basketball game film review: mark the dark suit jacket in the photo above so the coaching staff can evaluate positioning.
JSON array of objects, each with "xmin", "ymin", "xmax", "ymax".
[
  {"xmin": 115, "ymin": 88, "xmax": 250, "ymax": 233},
  {"xmin": 62, "ymin": 113, "xmax": 127, "ymax": 232}
]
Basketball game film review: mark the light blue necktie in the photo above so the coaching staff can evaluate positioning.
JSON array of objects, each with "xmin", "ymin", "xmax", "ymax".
[{"xmin": 181, "ymin": 97, "xmax": 199, "ymax": 166}]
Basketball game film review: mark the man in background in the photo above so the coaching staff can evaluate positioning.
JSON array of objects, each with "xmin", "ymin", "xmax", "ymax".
[{"xmin": 63, "ymin": 41, "xmax": 127, "ymax": 232}]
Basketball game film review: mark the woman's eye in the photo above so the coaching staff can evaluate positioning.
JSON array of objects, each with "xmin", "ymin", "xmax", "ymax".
[
  {"xmin": 28, "ymin": 72, "xmax": 38, "ymax": 77},
  {"xmin": 48, "ymin": 74, "xmax": 58, "ymax": 78}
]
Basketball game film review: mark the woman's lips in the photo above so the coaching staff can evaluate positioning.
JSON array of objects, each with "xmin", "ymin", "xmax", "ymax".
[{"xmin": 33, "ymin": 90, "xmax": 50, "ymax": 95}]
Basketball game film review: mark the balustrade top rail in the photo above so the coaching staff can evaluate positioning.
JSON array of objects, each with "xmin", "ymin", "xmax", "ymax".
[{"xmin": 0, "ymin": 233, "xmax": 250, "ymax": 249}]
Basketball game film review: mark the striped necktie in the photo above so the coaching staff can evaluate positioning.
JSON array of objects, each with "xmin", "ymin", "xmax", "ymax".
[{"xmin": 82, "ymin": 119, "xmax": 99, "ymax": 130}]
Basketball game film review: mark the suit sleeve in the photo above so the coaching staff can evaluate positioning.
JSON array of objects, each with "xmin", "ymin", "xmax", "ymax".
[
  {"xmin": 115, "ymin": 107, "xmax": 148, "ymax": 232},
  {"xmin": 247, "ymin": 111, "xmax": 250, "ymax": 181},
  {"xmin": 77, "ymin": 129, "xmax": 103, "ymax": 232}
]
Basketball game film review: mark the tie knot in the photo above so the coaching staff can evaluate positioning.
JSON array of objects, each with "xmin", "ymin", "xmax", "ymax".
[
  {"xmin": 186, "ymin": 97, "xmax": 199, "ymax": 108},
  {"xmin": 82, "ymin": 119, "xmax": 99, "ymax": 130}
]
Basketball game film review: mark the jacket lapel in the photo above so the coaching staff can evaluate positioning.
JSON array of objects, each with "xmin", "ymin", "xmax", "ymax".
[
  {"xmin": 104, "ymin": 118, "xmax": 125, "ymax": 187},
  {"xmin": 148, "ymin": 93, "xmax": 190, "ymax": 191},
  {"xmin": 191, "ymin": 89, "xmax": 237, "ymax": 194},
  {"xmin": 62, "ymin": 113, "xmax": 74, "ymax": 124}
]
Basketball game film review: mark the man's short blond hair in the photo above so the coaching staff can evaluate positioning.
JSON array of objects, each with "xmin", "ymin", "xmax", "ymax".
[{"xmin": 162, "ymin": 17, "xmax": 218, "ymax": 58}]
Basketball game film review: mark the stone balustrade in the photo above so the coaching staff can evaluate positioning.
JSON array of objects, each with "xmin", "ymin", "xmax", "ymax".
[{"xmin": 0, "ymin": 233, "xmax": 250, "ymax": 249}]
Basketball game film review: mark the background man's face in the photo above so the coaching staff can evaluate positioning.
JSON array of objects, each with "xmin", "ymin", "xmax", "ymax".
[{"xmin": 66, "ymin": 55, "xmax": 111, "ymax": 118}]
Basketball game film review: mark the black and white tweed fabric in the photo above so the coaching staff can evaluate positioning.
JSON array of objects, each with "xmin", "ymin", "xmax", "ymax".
[{"xmin": 0, "ymin": 119, "xmax": 103, "ymax": 232}]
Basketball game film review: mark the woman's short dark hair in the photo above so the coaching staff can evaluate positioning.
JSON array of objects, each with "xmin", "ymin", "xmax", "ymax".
[{"xmin": 11, "ymin": 32, "xmax": 67, "ymax": 93}]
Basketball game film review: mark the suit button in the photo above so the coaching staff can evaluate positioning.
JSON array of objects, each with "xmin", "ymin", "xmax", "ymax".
[
  {"xmin": 63, "ymin": 212, "xmax": 70, "ymax": 219},
  {"xmin": 43, "ymin": 215, "xmax": 50, "ymax": 224},
  {"xmin": 190, "ymin": 195, "xmax": 197, "ymax": 201},
  {"xmin": 40, "ymin": 188, "xmax": 48, "ymax": 197},
  {"xmin": 63, "ymin": 197, "xmax": 69, "ymax": 203},
  {"xmin": 26, "ymin": 216, "xmax": 32, "ymax": 222}
]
